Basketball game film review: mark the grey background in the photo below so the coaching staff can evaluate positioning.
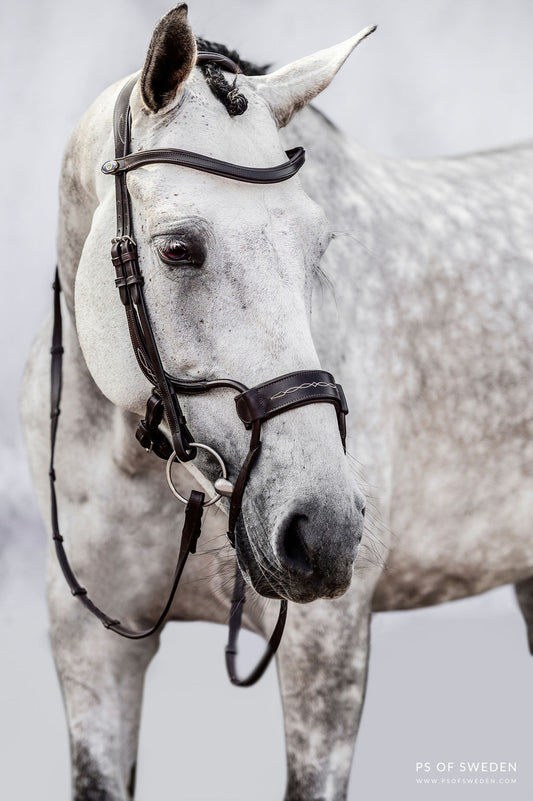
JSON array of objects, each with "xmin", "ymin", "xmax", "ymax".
[{"xmin": 1, "ymin": 1, "xmax": 532, "ymax": 799}]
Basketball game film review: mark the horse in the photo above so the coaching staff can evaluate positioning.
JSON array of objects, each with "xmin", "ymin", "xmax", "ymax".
[{"xmin": 20, "ymin": 4, "xmax": 533, "ymax": 800}]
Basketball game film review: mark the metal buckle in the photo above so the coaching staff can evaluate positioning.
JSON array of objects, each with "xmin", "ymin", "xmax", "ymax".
[{"xmin": 111, "ymin": 235, "xmax": 136, "ymax": 247}]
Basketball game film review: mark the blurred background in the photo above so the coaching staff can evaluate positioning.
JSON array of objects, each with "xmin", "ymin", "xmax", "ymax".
[{"xmin": 1, "ymin": 1, "xmax": 532, "ymax": 799}]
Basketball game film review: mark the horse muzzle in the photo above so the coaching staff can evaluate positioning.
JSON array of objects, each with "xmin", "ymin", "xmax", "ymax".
[{"xmin": 238, "ymin": 499, "xmax": 365, "ymax": 603}]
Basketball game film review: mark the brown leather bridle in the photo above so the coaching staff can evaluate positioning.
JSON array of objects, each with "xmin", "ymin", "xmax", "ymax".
[{"xmin": 49, "ymin": 52, "xmax": 349, "ymax": 686}]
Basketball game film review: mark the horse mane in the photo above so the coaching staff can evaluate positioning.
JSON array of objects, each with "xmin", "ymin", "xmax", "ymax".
[{"xmin": 195, "ymin": 37, "xmax": 269, "ymax": 117}]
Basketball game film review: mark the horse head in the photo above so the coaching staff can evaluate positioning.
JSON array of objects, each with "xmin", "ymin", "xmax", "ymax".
[{"xmin": 74, "ymin": 4, "xmax": 373, "ymax": 603}]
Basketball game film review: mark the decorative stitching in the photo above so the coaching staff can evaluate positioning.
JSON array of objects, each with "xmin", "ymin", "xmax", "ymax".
[
  {"xmin": 270, "ymin": 381, "xmax": 336, "ymax": 401},
  {"xmin": 137, "ymin": 348, "xmax": 156, "ymax": 382}
]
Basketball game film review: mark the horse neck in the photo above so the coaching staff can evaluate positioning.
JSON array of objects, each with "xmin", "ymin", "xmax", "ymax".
[{"xmin": 290, "ymin": 106, "xmax": 533, "ymax": 289}]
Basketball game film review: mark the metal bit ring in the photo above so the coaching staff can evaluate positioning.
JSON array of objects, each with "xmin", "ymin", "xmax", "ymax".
[{"xmin": 166, "ymin": 442, "xmax": 228, "ymax": 507}]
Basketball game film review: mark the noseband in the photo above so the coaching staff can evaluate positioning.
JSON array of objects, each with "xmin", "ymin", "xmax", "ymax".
[{"xmin": 49, "ymin": 53, "xmax": 349, "ymax": 686}]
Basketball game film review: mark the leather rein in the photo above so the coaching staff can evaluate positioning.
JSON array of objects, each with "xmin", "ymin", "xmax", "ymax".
[{"xmin": 49, "ymin": 53, "xmax": 349, "ymax": 687}]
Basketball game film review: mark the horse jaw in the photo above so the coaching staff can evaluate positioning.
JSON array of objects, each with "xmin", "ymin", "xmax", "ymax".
[{"xmin": 248, "ymin": 25, "xmax": 377, "ymax": 128}]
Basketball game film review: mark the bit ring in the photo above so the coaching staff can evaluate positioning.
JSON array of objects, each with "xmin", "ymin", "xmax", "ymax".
[{"xmin": 166, "ymin": 442, "xmax": 227, "ymax": 507}]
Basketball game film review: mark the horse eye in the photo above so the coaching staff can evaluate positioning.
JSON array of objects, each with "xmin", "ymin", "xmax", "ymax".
[{"xmin": 157, "ymin": 238, "xmax": 196, "ymax": 265}]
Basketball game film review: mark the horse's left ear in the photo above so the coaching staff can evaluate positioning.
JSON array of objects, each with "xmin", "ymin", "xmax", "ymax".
[
  {"xmin": 140, "ymin": 4, "xmax": 197, "ymax": 114},
  {"xmin": 249, "ymin": 25, "xmax": 377, "ymax": 128}
]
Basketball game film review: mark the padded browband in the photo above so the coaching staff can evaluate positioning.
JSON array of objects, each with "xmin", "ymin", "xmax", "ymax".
[{"xmin": 102, "ymin": 146, "xmax": 305, "ymax": 183}]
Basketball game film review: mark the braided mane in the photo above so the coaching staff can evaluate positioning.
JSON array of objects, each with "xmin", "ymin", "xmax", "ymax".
[{"xmin": 195, "ymin": 37, "xmax": 269, "ymax": 117}]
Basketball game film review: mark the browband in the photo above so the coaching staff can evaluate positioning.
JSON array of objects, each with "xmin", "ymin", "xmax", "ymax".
[{"xmin": 101, "ymin": 146, "xmax": 305, "ymax": 183}]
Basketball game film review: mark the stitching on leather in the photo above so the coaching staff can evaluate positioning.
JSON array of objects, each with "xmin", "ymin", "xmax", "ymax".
[
  {"xmin": 270, "ymin": 382, "xmax": 336, "ymax": 400},
  {"xmin": 236, "ymin": 373, "xmax": 336, "ymax": 422},
  {"xmin": 266, "ymin": 392, "xmax": 339, "ymax": 416},
  {"xmin": 253, "ymin": 371, "xmax": 333, "ymax": 393}
]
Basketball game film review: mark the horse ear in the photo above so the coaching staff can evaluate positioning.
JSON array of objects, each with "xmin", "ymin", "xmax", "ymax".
[
  {"xmin": 249, "ymin": 26, "xmax": 376, "ymax": 129},
  {"xmin": 140, "ymin": 4, "xmax": 197, "ymax": 114}
]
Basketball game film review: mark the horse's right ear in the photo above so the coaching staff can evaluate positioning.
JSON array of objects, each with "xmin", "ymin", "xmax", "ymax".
[{"xmin": 140, "ymin": 4, "xmax": 197, "ymax": 114}]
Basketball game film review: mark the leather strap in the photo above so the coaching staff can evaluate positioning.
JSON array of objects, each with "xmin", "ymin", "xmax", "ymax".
[
  {"xmin": 110, "ymin": 77, "xmax": 196, "ymax": 462},
  {"xmin": 49, "ymin": 270, "xmax": 205, "ymax": 639},
  {"xmin": 223, "ymin": 421, "xmax": 288, "ymax": 687},
  {"xmin": 227, "ymin": 421, "xmax": 262, "ymax": 547},
  {"xmin": 135, "ymin": 392, "xmax": 173, "ymax": 459},
  {"xmin": 225, "ymin": 569, "xmax": 288, "ymax": 687},
  {"xmin": 102, "ymin": 146, "xmax": 306, "ymax": 184}
]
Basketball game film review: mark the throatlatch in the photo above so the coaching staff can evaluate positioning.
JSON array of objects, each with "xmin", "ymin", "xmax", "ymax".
[{"xmin": 49, "ymin": 53, "xmax": 349, "ymax": 686}]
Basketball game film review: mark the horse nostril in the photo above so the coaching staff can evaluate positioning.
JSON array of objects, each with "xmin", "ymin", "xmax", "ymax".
[
  {"xmin": 361, "ymin": 505, "xmax": 366, "ymax": 518},
  {"xmin": 278, "ymin": 514, "xmax": 314, "ymax": 576}
]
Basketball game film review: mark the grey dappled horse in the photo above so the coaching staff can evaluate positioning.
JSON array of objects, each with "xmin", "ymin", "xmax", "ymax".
[{"xmin": 21, "ymin": 5, "xmax": 533, "ymax": 800}]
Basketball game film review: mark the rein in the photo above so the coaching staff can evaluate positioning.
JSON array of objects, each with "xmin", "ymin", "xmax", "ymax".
[{"xmin": 49, "ymin": 53, "xmax": 349, "ymax": 686}]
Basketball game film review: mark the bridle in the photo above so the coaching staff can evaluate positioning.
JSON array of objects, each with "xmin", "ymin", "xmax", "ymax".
[{"xmin": 49, "ymin": 52, "xmax": 349, "ymax": 686}]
